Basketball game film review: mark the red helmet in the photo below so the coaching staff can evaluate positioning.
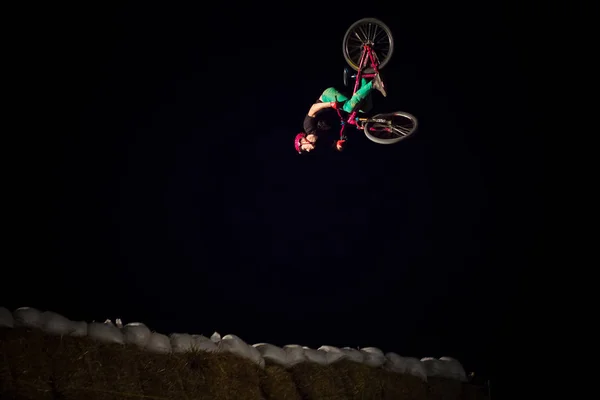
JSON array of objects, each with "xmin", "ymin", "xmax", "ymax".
[{"xmin": 294, "ymin": 133, "xmax": 306, "ymax": 153}]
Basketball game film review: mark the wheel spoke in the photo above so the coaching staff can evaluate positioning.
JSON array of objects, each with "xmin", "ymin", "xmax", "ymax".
[
  {"xmin": 374, "ymin": 43, "xmax": 390, "ymax": 55},
  {"xmin": 349, "ymin": 47, "xmax": 362, "ymax": 63},
  {"xmin": 373, "ymin": 52, "xmax": 381, "ymax": 64},
  {"xmin": 375, "ymin": 42, "xmax": 390, "ymax": 51},
  {"xmin": 374, "ymin": 29, "xmax": 385, "ymax": 41},
  {"xmin": 391, "ymin": 126, "xmax": 407, "ymax": 137},
  {"xmin": 392, "ymin": 122, "xmax": 414, "ymax": 136},
  {"xmin": 354, "ymin": 27, "xmax": 368, "ymax": 43},
  {"xmin": 358, "ymin": 26, "xmax": 369, "ymax": 42},
  {"xmin": 372, "ymin": 28, "xmax": 390, "ymax": 50}
]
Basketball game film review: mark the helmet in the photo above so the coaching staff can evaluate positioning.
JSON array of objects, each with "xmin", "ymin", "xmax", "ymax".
[{"xmin": 294, "ymin": 133, "xmax": 306, "ymax": 153}]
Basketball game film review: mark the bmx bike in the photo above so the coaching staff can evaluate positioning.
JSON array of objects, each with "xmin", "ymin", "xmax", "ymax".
[{"xmin": 336, "ymin": 18, "xmax": 418, "ymax": 145}]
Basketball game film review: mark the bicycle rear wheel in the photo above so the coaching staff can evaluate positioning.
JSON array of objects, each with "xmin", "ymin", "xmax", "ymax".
[
  {"xmin": 343, "ymin": 18, "xmax": 394, "ymax": 71},
  {"xmin": 363, "ymin": 112, "xmax": 418, "ymax": 144}
]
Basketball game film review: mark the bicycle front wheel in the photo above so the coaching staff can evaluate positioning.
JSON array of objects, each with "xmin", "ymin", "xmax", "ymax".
[
  {"xmin": 363, "ymin": 112, "xmax": 418, "ymax": 144},
  {"xmin": 343, "ymin": 18, "xmax": 394, "ymax": 71}
]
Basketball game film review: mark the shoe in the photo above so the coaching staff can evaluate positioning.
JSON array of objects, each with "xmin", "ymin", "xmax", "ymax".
[{"xmin": 372, "ymin": 74, "xmax": 387, "ymax": 97}]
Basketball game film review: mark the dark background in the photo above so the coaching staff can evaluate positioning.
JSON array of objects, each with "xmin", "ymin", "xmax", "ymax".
[{"xmin": 5, "ymin": 1, "xmax": 540, "ymax": 396}]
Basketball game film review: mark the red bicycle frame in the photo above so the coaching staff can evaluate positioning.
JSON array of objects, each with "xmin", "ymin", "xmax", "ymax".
[{"xmin": 335, "ymin": 45, "xmax": 382, "ymax": 140}]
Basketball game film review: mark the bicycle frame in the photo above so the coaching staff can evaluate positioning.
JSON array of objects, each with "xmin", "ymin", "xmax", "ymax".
[{"xmin": 335, "ymin": 44, "xmax": 382, "ymax": 140}]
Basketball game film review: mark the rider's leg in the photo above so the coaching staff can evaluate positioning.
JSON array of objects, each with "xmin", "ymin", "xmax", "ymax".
[
  {"xmin": 357, "ymin": 78, "xmax": 372, "ymax": 113},
  {"xmin": 341, "ymin": 79, "xmax": 373, "ymax": 113},
  {"xmin": 319, "ymin": 79, "xmax": 374, "ymax": 113},
  {"xmin": 319, "ymin": 87, "xmax": 348, "ymax": 103}
]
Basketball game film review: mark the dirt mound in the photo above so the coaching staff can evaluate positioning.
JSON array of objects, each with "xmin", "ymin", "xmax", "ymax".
[{"xmin": 0, "ymin": 327, "xmax": 488, "ymax": 400}]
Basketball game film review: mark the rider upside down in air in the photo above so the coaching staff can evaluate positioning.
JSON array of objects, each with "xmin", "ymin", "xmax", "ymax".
[{"xmin": 294, "ymin": 73, "xmax": 386, "ymax": 153}]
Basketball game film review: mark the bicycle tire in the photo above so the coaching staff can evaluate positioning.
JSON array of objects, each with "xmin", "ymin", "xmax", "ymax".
[
  {"xmin": 343, "ymin": 18, "xmax": 394, "ymax": 72},
  {"xmin": 363, "ymin": 111, "xmax": 418, "ymax": 145}
]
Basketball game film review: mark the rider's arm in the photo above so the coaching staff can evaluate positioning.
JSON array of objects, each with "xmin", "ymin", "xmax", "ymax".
[{"xmin": 307, "ymin": 102, "xmax": 334, "ymax": 117}]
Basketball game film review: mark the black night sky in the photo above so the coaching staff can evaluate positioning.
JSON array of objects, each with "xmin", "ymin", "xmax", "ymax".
[{"xmin": 4, "ymin": 1, "xmax": 540, "ymax": 394}]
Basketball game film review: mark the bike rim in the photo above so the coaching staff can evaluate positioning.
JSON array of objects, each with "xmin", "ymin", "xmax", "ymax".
[
  {"xmin": 367, "ymin": 114, "xmax": 417, "ymax": 141},
  {"xmin": 344, "ymin": 21, "xmax": 392, "ymax": 69}
]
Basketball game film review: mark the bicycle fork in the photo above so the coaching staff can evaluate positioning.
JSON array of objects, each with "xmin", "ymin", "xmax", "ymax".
[{"xmin": 339, "ymin": 120, "xmax": 348, "ymax": 141}]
